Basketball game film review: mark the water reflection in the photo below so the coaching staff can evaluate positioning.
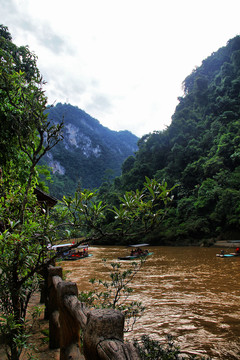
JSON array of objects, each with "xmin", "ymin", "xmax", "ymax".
[{"xmin": 60, "ymin": 246, "xmax": 240, "ymax": 359}]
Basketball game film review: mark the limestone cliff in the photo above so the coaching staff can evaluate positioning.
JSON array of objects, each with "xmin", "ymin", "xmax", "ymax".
[{"xmin": 43, "ymin": 103, "xmax": 138, "ymax": 198}]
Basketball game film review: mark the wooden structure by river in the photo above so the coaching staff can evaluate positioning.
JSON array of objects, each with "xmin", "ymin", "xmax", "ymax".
[{"xmin": 47, "ymin": 265, "xmax": 139, "ymax": 359}]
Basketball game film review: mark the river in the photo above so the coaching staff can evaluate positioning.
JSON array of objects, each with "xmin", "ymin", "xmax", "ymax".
[{"xmin": 61, "ymin": 245, "xmax": 240, "ymax": 359}]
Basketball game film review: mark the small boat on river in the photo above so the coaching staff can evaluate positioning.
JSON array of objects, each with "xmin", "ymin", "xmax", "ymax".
[
  {"xmin": 216, "ymin": 253, "xmax": 236, "ymax": 258},
  {"xmin": 51, "ymin": 243, "xmax": 92, "ymax": 261},
  {"xmin": 216, "ymin": 247, "xmax": 240, "ymax": 258},
  {"xmin": 118, "ymin": 243, "xmax": 153, "ymax": 260}
]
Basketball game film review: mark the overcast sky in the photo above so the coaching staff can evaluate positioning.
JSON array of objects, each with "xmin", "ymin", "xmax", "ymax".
[{"xmin": 1, "ymin": 0, "xmax": 240, "ymax": 137}]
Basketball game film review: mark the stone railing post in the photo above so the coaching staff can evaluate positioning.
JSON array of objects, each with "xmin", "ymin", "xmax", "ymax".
[
  {"xmin": 57, "ymin": 281, "xmax": 82, "ymax": 360},
  {"xmin": 83, "ymin": 308, "xmax": 124, "ymax": 359},
  {"xmin": 83, "ymin": 308, "xmax": 140, "ymax": 359},
  {"xmin": 48, "ymin": 266, "xmax": 62, "ymax": 349},
  {"xmin": 46, "ymin": 265, "xmax": 140, "ymax": 360}
]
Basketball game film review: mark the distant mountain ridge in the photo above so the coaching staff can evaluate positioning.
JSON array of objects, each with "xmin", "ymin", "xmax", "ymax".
[{"xmin": 42, "ymin": 103, "xmax": 139, "ymax": 198}]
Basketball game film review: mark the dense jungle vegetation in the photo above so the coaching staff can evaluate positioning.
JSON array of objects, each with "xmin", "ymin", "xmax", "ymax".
[{"xmin": 99, "ymin": 35, "xmax": 240, "ymax": 244}]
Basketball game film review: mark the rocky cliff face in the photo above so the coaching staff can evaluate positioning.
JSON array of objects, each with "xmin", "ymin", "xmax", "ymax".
[
  {"xmin": 45, "ymin": 153, "xmax": 66, "ymax": 175},
  {"xmin": 63, "ymin": 123, "xmax": 102, "ymax": 158},
  {"xmin": 42, "ymin": 103, "xmax": 138, "ymax": 198}
]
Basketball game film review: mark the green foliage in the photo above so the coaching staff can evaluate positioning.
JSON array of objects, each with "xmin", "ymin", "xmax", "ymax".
[
  {"xmin": 0, "ymin": 180, "xmax": 46, "ymax": 359},
  {"xmin": 134, "ymin": 334, "xmax": 182, "ymax": 360},
  {"xmin": 0, "ymin": 314, "xmax": 32, "ymax": 360},
  {"xmin": 78, "ymin": 259, "xmax": 145, "ymax": 332},
  {"xmin": 0, "ymin": 25, "xmax": 63, "ymax": 360},
  {"xmin": 57, "ymin": 178, "xmax": 175, "ymax": 244},
  {"xmin": 133, "ymin": 335, "xmax": 211, "ymax": 360},
  {"xmin": 0, "ymin": 24, "xmax": 46, "ymax": 166},
  {"xmin": 105, "ymin": 35, "xmax": 240, "ymax": 243}
]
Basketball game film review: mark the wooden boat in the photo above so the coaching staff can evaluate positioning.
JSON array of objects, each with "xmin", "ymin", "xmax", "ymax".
[
  {"xmin": 51, "ymin": 243, "xmax": 92, "ymax": 261},
  {"xmin": 51, "ymin": 243, "xmax": 73, "ymax": 255},
  {"xmin": 61, "ymin": 252, "xmax": 93, "ymax": 261},
  {"xmin": 216, "ymin": 247, "xmax": 240, "ymax": 258},
  {"xmin": 118, "ymin": 252, "xmax": 153, "ymax": 260},
  {"xmin": 216, "ymin": 251, "xmax": 240, "ymax": 257},
  {"xmin": 118, "ymin": 243, "xmax": 153, "ymax": 260},
  {"xmin": 216, "ymin": 253, "xmax": 236, "ymax": 258}
]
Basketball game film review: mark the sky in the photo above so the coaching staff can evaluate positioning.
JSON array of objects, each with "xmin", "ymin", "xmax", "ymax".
[{"xmin": 1, "ymin": 0, "xmax": 240, "ymax": 137}]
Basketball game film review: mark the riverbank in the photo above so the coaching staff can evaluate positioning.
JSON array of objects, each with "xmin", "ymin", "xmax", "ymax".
[{"xmin": 213, "ymin": 240, "xmax": 240, "ymax": 247}]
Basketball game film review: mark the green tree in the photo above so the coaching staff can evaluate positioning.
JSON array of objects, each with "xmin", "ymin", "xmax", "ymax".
[
  {"xmin": 59, "ymin": 177, "xmax": 175, "ymax": 244},
  {"xmin": 0, "ymin": 25, "xmax": 63, "ymax": 360},
  {"xmin": 111, "ymin": 35, "xmax": 240, "ymax": 242}
]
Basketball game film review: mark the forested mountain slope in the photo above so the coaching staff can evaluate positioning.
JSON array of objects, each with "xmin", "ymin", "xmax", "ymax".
[
  {"xmin": 109, "ymin": 35, "xmax": 240, "ymax": 243},
  {"xmin": 42, "ymin": 103, "xmax": 138, "ymax": 198}
]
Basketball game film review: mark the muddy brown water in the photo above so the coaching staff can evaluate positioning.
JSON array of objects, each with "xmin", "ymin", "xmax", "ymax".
[{"xmin": 61, "ymin": 246, "xmax": 240, "ymax": 359}]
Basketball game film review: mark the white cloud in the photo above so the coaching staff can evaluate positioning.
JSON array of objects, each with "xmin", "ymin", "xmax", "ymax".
[{"xmin": 1, "ymin": 0, "xmax": 240, "ymax": 136}]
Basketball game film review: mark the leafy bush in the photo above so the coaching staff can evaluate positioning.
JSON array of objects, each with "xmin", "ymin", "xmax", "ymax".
[
  {"xmin": 133, "ymin": 334, "xmax": 211, "ymax": 360},
  {"xmin": 78, "ymin": 258, "xmax": 145, "ymax": 332}
]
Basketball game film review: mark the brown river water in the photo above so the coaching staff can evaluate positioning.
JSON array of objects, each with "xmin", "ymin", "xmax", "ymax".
[{"xmin": 60, "ymin": 245, "xmax": 240, "ymax": 359}]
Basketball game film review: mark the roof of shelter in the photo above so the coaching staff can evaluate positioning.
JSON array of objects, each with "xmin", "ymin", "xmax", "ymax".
[{"xmin": 34, "ymin": 187, "xmax": 58, "ymax": 208}]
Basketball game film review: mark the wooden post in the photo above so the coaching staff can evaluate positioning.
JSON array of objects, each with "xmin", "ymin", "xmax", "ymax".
[{"xmin": 48, "ymin": 266, "xmax": 62, "ymax": 349}]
